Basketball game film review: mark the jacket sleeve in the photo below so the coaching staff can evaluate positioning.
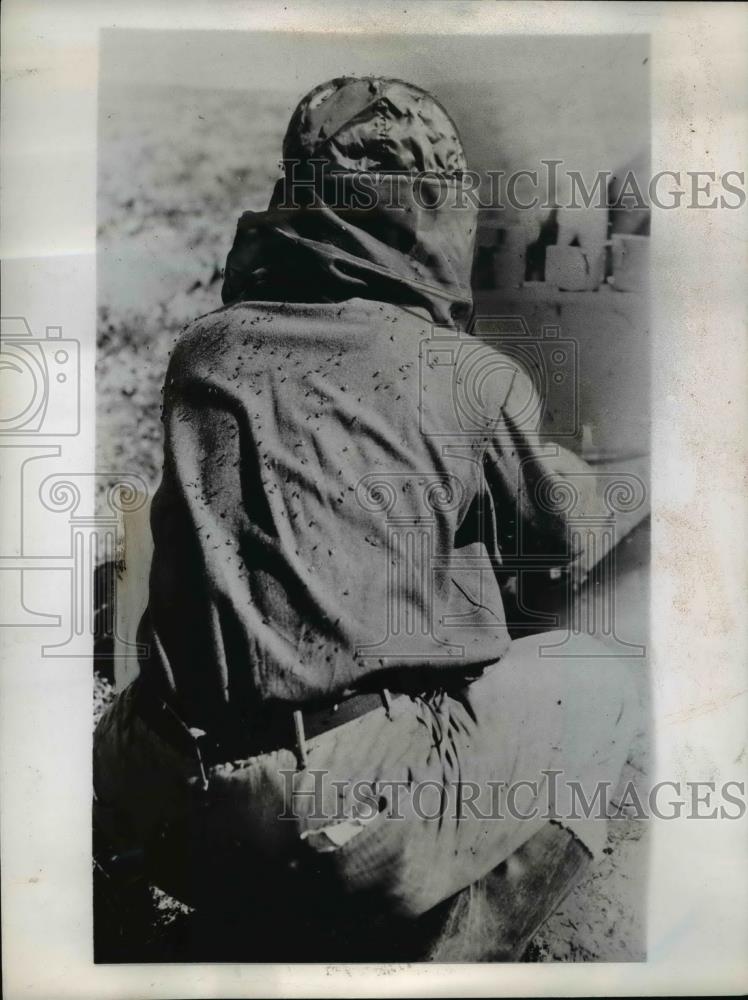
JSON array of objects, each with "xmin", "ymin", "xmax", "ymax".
[{"xmin": 481, "ymin": 363, "xmax": 609, "ymax": 570}]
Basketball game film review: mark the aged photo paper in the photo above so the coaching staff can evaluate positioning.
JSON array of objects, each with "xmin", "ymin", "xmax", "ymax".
[{"xmin": 1, "ymin": 1, "xmax": 746, "ymax": 997}]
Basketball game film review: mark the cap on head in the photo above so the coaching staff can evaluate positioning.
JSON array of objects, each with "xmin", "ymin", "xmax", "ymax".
[{"xmin": 282, "ymin": 76, "xmax": 468, "ymax": 177}]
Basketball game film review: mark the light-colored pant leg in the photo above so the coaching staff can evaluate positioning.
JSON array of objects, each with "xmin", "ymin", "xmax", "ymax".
[
  {"xmin": 94, "ymin": 633, "xmax": 639, "ymax": 917},
  {"xmin": 285, "ymin": 631, "xmax": 639, "ymax": 916}
]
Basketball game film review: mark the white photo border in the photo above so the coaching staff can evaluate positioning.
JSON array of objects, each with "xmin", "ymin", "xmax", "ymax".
[{"xmin": 1, "ymin": 1, "xmax": 746, "ymax": 996}]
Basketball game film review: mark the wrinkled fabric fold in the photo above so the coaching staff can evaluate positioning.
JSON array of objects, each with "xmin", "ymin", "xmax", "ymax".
[
  {"xmin": 222, "ymin": 76, "xmax": 476, "ymax": 326},
  {"xmin": 281, "ymin": 77, "xmax": 469, "ymax": 177},
  {"xmin": 222, "ymin": 174, "xmax": 477, "ymax": 326}
]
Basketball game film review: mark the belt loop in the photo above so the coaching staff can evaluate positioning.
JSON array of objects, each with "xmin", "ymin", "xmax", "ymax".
[
  {"xmin": 381, "ymin": 688, "xmax": 393, "ymax": 719},
  {"xmin": 293, "ymin": 709, "xmax": 309, "ymax": 770}
]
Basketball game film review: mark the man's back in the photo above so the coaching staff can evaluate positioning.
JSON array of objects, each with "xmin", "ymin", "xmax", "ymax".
[
  {"xmin": 96, "ymin": 77, "xmax": 634, "ymax": 959},
  {"xmin": 142, "ymin": 297, "xmax": 523, "ymax": 729}
]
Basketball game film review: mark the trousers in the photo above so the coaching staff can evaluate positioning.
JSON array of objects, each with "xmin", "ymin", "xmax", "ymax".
[{"xmin": 94, "ymin": 632, "xmax": 638, "ymax": 924}]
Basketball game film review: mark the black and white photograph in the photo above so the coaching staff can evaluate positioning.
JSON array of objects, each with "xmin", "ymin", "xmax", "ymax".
[
  {"xmin": 1, "ymin": 2, "xmax": 746, "ymax": 996},
  {"xmin": 91, "ymin": 28, "xmax": 654, "ymax": 963}
]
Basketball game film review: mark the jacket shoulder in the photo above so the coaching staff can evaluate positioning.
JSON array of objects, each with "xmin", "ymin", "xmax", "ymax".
[{"xmin": 166, "ymin": 301, "xmax": 273, "ymax": 380}]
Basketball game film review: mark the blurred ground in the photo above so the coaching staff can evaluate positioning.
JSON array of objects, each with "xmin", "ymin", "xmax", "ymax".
[
  {"xmin": 96, "ymin": 81, "xmax": 648, "ymax": 963},
  {"xmin": 97, "ymin": 82, "xmax": 290, "ymax": 497}
]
